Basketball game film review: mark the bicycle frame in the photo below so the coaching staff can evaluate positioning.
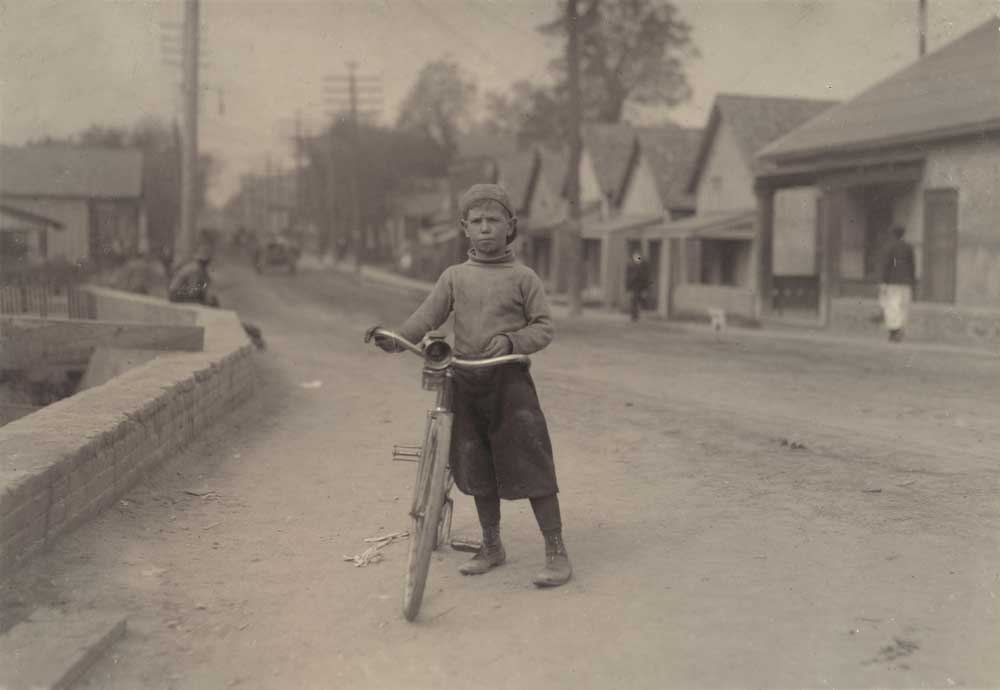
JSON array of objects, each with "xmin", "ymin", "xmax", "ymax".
[{"xmin": 366, "ymin": 327, "xmax": 529, "ymax": 620}]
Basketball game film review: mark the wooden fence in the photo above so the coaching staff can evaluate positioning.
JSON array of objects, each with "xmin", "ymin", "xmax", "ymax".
[{"xmin": 0, "ymin": 263, "xmax": 95, "ymax": 319}]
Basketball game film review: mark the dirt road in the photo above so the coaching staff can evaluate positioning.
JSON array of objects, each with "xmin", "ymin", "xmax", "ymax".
[{"xmin": 7, "ymin": 256, "xmax": 999, "ymax": 689}]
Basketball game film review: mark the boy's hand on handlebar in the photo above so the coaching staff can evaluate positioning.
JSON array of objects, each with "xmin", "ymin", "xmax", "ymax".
[
  {"xmin": 374, "ymin": 334, "xmax": 402, "ymax": 353},
  {"xmin": 365, "ymin": 325, "xmax": 402, "ymax": 353},
  {"xmin": 482, "ymin": 334, "xmax": 513, "ymax": 358}
]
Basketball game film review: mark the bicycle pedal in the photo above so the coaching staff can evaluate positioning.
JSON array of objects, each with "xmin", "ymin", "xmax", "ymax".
[
  {"xmin": 392, "ymin": 445, "xmax": 421, "ymax": 462},
  {"xmin": 450, "ymin": 537, "xmax": 482, "ymax": 553}
]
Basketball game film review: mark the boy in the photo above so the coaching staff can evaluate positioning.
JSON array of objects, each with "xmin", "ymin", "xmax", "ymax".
[{"xmin": 371, "ymin": 183, "xmax": 571, "ymax": 587}]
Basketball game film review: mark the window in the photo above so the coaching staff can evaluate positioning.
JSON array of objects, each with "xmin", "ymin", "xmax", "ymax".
[{"xmin": 0, "ymin": 230, "xmax": 30, "ymax": 263}]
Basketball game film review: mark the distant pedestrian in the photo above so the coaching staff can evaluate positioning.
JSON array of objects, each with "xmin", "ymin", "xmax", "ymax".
[
  {"xmin": 625, "ymin": 253, "xmax": 651, "ymax": 322},
  {"xmin": 878, "ymin": 225, "xmax": 916, "ymax": 342}
]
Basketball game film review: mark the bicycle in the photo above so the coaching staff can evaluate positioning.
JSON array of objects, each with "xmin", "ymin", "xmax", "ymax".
[{"xmin": 364, "ymin": 327, "xmax": 530, "ymax": 621}]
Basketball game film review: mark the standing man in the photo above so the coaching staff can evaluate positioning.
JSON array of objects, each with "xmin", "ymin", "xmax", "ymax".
[
  {"xmin": 879, "ymin": 225, "xmax": 916, "ymax": 342},
  {"xmin": 625, "ymin": 252, "xmax": 651, "ymax": 322}
]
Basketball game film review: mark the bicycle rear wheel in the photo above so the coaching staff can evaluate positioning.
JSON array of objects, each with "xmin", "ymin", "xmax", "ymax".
[{"xmin": 403, "ymin": 411, "xmax": 453, "ymax": 621}]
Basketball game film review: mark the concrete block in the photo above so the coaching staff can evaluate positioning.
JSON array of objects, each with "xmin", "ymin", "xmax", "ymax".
[
  {"xmin": 0, "ymin": 490, "xmax": 46, "ymax": 542},
  {"xmin": 0, "ymin": 608, "xmax": 126, "ymax": 690},
  {"xmin": 79, "ymin": 347, "xmax": 161, "ymax": 391}
]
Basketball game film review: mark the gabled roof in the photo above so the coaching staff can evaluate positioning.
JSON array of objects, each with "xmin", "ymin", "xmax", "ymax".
[
  {"xmin": 760, "ymin": 17, "xmax": 1000, "ymax": 161},
  {"xmin": 493, "ymin": 149, "xmax": 539, "ymax": 214},
  {"xmin": 537, "ymin": 147, "xmax": 569, "ymax": 200},
  {"xmin": 0, "ymin": 145, "xmax": 144, "ymax": 199},
  {"xmin": 688, "ymin": 93, "xmax": 837, "ymax": 190},
  {"xmin": 634, "ymin": 124, "xmax": 702, "ymax": 210},
  {"xmin": 581, "ymin": 123, "xmax": 638, "ymax": 204}
]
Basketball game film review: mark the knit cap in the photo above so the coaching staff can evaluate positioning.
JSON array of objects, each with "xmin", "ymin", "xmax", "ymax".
[{"xmin": 458, "ymin": 183, "xmax": 515, "ymax": 219}]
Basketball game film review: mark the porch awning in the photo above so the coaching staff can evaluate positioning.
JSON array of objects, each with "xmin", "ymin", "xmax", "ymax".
[
  {"xmin": 0, "ymin": 204, "xmax": 64, "ymax": 231},
  {"xmin": 417, "ymin": 224, "xmax": 460, "ymax": 246},
  {"xmin": 652, "ymin": 208, "xmax": 756, "ymax": 240},
  {"xmin": 581, "ymin": 214, "xmax": 664, "ymax": 240}
]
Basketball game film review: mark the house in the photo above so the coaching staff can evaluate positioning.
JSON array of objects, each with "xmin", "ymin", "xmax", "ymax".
[
  {"xmin": 0, "ymin": 204, "xmax": 64, "ymax": 268},
  {"xmin": 657, "ymin": 93, "xmax": 837, "ymax": 322},
  {"xmin": 231, "ymin": 171, "xmax": 297, "ymax": 240},
  {"xmin": 522, "ymin": 148, "xmax": 570, "ymax": 290},
  {"xmin": 526, "ymin": 122, "xmax": 701, "ymax": 312},
  {"xmin": 610, "ymin": 124, "xmax": 703, "ymax": 316},
  {"xmin": 387, "ymin": 178, "xmax": 451, "ymax": 278},
  {"xmin": 756, "ymin": 17, "xmax": 1000, "ymax": 343},
  {"xmin": 0, "ymin": 145, "xmax": 145, "ymax": 267},
  {"xmin": 575, "ymin": 123, "xmax": 662, "ymax": 305}
]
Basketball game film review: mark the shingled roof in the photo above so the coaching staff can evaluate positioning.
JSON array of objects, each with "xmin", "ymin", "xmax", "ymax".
[
  {"xmin": 0, "ymin": 145, "xmax": 143, "ymax": 199},
  {"xmin": 582, "ymin": 123, "xmax": 638, "ymax": 203},
  {"xmin": 687, "ymin": 94, "xmax": 837, "ymax": 190},
  {"xmin": 760, "ymin": 17, "xmax": 1000, "ymax": 161},
  {"xmin": 494, "ymin": 149, "xmax": 539, "ymax": 214},
  {"xmin": 634, "ymin": 124, "xmax": 702, "ymax": 211}
]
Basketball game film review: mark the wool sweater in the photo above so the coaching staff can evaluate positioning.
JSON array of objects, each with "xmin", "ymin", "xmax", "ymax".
[{"xmin": 399, "ymin": 249, "xmax": 554, "ymax": 357}]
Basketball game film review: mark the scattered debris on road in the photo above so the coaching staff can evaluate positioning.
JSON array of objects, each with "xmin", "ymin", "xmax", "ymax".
[
  {"xmin": 343, "ymin": 531, "xmax": 409, "ymax": 567},
  {"xmin": 778, "ymin": 438, "xmax": 808, "ymax": 451},
  {"xmin": 185, "ymin": 489, "xmax": 221, "ymax": 501},
  {"xmin": 300, "ymin": 380, "xmax": 323, "ymax": 389}
]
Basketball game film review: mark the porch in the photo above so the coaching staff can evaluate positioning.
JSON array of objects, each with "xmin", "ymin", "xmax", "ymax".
[{"xmin": 754, "ymin": 154, "xmax": 996, "ymax": 344}]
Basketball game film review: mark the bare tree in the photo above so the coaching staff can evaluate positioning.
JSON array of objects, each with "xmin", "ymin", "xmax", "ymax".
[
  {"xmin": 396, "ymin": 57, "xmax": 477, "ymax": 162},
  {"xmin": 487, "ymin": 0, "xmax": 697, "ymax": 147}
]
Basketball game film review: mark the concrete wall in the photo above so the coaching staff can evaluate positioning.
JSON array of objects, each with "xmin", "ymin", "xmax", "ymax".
[
  {"xmin": 0, "ymin": 288, "xmax": 256, "ymax": 579},
  {"xmin": 924, "ymin": 138, "xmax": 1000, "ymax": 307},
  {"xmin": 830, "ymin": 296, "xmax": 1000, "ymax": 347}
]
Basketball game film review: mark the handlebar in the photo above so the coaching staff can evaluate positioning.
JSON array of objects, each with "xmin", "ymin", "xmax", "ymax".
[{"xmin": 365, "ymin": 327, "xmax": 530, "ymax": 370}]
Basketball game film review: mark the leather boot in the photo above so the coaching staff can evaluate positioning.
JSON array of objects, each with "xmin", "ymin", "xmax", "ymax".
[
  {"xmin": 459, "ymin": 524, "xmax": 505, "ymax": 575},
  {"xmin": 533, "ymin": 531, "xmax": 572, "ymax": 587}
]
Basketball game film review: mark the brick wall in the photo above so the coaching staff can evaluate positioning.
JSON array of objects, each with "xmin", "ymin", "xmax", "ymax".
[{"xmin": 0, "ymin": 289, "xmax": 256, "ymax": 579}]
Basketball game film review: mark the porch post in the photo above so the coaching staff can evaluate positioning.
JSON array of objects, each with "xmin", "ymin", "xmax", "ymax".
[
  {"xmin": 817, "ymin": 186, "xmax": 843, "ymax": 327},
  {"xmin": 753, "ymin": 181, "xmax": 775, "ymax": 320}
]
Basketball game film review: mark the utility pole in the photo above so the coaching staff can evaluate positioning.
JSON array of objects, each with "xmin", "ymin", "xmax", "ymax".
[
  {"xmin": 324, "ymin": 64, "xmax": 381, "ymax": 272},
  {"xmin": 565, "ymin": 0, "xmax": 584, "ymax": 316},
  {"xmin": 293, "ymin": 110, "xmax": 306, "ymax": 231},
  {"xmin": 918, "ymin": 0, "xmax": 928, "ymax": 57},
  {"xmin": 265, "ymin": 155, "xmax": 275, "ymax": 235},
  {"xmin": 179, "ymin": 0, "xmax": 200, "ymax": 262}
]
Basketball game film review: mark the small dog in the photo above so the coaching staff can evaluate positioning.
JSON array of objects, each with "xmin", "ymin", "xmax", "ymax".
[{"xmin": 707, "ymin": 307, "xmax": 727, "ymax": 332}]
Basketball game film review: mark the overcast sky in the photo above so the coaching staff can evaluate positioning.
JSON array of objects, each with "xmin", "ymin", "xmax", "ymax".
[{"xmin": 1, "ymin": 0, "xmax": 997, "ymax": 203}]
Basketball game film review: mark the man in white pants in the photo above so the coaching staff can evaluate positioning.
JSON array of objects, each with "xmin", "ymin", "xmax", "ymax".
[{"xmin": 878, "ymin": 226, "xmax": 917, "ymax": 342}]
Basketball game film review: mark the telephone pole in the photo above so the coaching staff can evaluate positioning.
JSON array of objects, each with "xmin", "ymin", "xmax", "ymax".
[
  {"xmin": 918, "ymin": 0, "xmax": 928, "ymax": 57},
  {"xmin": 566, "ymin": 0, "xmax": 584, "ymax": 316},
  {"xmin": 293, "ymin": 111, "xmax": 306, "ymax": 230},
  {"xmin": 179, "ymin": 0, "xmax": 200, "ymax": 262},
  {"xmin": 324, "ymin": 63, "xmax": 381, "ymax": 271}
]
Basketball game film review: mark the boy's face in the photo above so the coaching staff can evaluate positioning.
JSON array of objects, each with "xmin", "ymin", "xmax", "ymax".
[{"xmin": 462, "ymin": 201, "xmax": 514, "ymax": 259}]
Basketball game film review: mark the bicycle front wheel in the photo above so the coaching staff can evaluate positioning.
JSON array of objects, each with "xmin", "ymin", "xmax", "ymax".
[{"xmin": 403, "ymin": 411, "xmax": 452, "ymax": 621}]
